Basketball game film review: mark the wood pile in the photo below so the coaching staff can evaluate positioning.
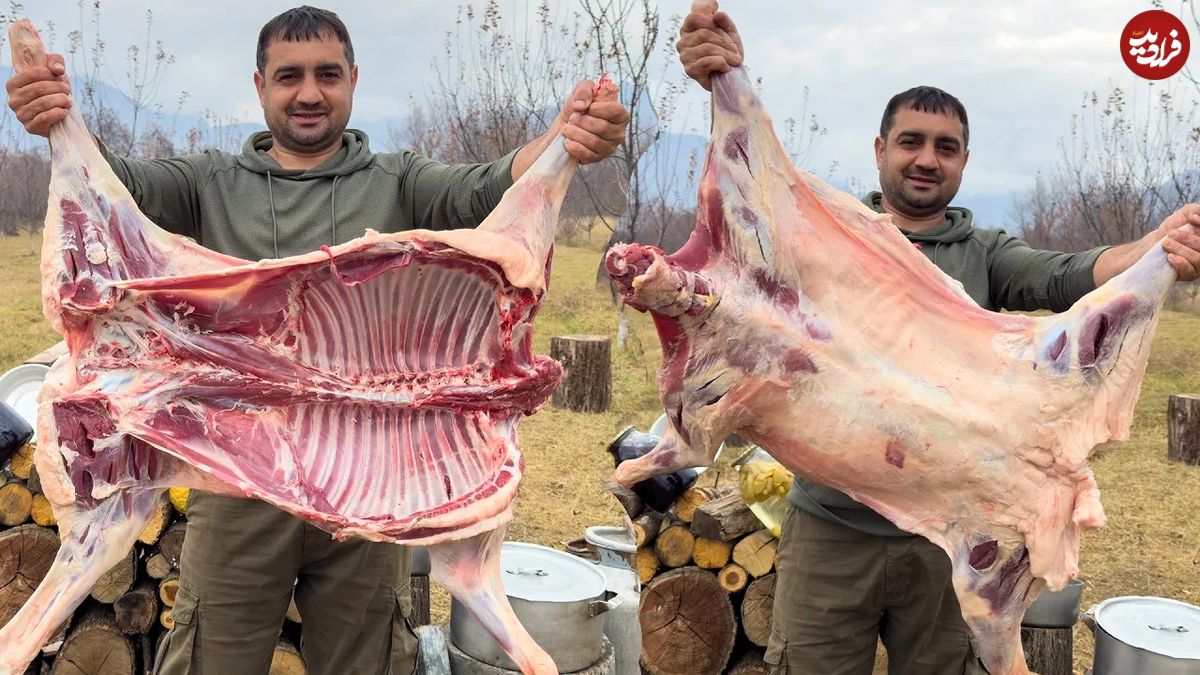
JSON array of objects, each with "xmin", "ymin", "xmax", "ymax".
[
  {"xmin": 612, "ymin": 479, "xmax": 777, "ymax": 675},
  {"xmin": 2, "ymin": 444, "xmax": 305, "ymax": 675}
]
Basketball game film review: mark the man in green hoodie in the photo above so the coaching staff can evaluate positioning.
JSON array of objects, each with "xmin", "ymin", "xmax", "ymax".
[
  {"xmin": 6, "ymin": 6, "xmax": 629, "ymax": 675},
  {"xmin": 676, "ymin": 5, "xmax": 1200, "ymax": 675}
]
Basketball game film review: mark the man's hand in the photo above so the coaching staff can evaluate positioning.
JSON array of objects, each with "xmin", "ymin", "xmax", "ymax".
[
  {"xmin": 1156, "ymin": 204, "xmax": 1200, "ymax": 281},
  {"xmin": 558, "ymin": 79, "xmax": 629, "ymax": 164},
  {"xmin": 6, "ymin": 52, "xmax": 71, "ymax": 137},
  {"xmin": 677, "ymin": 2, "xmax": 744, "ymax": 91}
]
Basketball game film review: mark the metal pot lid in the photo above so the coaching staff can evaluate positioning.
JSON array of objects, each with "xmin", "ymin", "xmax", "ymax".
[
  {"xmin": 1092, "ymin": 596, "xmax": 1200, "ymax": 659},
  {"xmin": 584, "ymin": 526, "xmax": 635, "ymax": 554},
  {"xmin": 500, "ymin": 542, "xmax": 607, "ymax": 603},
  {"xmin": 0, "ymin": 364, "xmax": 49, "ymax": 442}
]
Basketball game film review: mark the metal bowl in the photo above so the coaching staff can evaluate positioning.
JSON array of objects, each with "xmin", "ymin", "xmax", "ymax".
[{"xmin": 1022, "ymin": 578, "xmax": 1085, "ymax": 628}]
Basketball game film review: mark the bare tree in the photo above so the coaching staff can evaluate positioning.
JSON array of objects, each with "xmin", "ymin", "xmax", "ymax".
[{"xmin": 0, "ymin": 149, "xmax": 52, "ymax": 252}]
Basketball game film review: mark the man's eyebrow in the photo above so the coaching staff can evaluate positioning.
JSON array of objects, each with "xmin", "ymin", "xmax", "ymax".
[
  {"xmin": 935, "ymin": 134, "xmax": 962, "ymax": 147},
  {"xmin": 315, "ymin": 63, "xmax": 344, "ymax": 73}
]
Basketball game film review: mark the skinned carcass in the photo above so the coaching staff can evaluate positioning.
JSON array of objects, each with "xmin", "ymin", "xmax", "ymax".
[
  {"xmin": 605, "ymin": 3, "xmax": 1191, "ymax": 674},
  {"xmin": 0, "ymin": 20, "xmax": 602, "ymax": 675}
]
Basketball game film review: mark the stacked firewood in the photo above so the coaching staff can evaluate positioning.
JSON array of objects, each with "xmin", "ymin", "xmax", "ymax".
[
  {"xmin": 0, "ymin": 443, "xmax": 306, "ymax": 675},
  {"xmin": 612, "ymin": 479, "xmax": 779, "ymax": 675}
]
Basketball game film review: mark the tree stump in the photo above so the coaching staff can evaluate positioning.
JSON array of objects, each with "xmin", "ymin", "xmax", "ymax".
[
  {"xmin": 270, "ymin": 638, "xmax": 307, "ymax": 675},
  {"xmin": 0, "ymin": 524, "xmax": 59, "ymax": 626},
  {"xmin": 50, "ymin": 605, "xmax": 136, "ymax": 675},
  {"xmin": 640, "ymin": 567, "xmax": 736, "ymax": 675},
  {"xmin": 90, "ymin": 548, "xmax": 136, "ymax": 604},
  {"xmin": 732, "ymin": 529, "xmax": 777, "ymax": 577},
  {"xmin": 114, "ymin": 581, "xmax": 159, "ymax": 636},
  {"xmin": 654, "ymin": 524, "xmax": 696, "ymax": 568},
  {"xmin": 1168, "ymin": 394, "xmax": 1200, "ymax": 465},
  {"xmin": 549, "ymin": 335, "xmax": 611, "ymax": 412},
  {"xmin": 691, "ymin": 492, "xmax": 761, "ymax": 541},
  {"xmin": 1020, "ymin": 626, "xmax": 1072, "ymax": 675},
  {"xmin": 741, "ymin": 574, "xmax": 776, "ymax": 647}
]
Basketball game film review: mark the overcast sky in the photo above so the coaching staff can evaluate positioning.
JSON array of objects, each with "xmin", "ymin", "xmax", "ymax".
[{"xmin": 10, "ymin": 1, "xmax": 1197, "ymax": 225}]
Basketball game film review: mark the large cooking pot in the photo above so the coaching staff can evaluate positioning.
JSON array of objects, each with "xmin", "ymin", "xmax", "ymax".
[
  {"xmin": 449, "ymin": 542, "xmax": 620, "ymax": 673},
  {"xmin": 1083, "ymin": 596, "xmax": 1200, "ymax": 674},
  {"xmin": 1022, "ymin": 579, "xmax": 1084, "ymax": 628}
]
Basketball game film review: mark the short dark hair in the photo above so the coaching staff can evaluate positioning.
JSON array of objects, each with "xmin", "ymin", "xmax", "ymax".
[
  {"xmin": 256, "ymin": 6, "xmax": 354, "ymax": 73},
  {"xmin": 879, "ymin": 86, "xmax": 969, "ymax": 148}
]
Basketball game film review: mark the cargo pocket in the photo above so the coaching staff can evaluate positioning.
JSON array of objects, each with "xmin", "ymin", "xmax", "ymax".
[
  {"xmin": 388, "ymin": 582, "xmax": 420, "ymax": 675},
  {"xmin": 153, "ymin": 586, "xmax": 200, "ymax": 675}
]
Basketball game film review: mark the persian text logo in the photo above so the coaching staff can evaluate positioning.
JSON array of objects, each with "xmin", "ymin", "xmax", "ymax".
[{"xmin": 1121, "ymin": 10, "xmax": 1189, "ymax": 80}]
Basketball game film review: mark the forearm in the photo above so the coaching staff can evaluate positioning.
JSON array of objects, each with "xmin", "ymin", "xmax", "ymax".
[
  {"xmin": 510, "ymin": 119, "xmax": 565, "ymax": 181},
  {"xmin": 1092, "ymin": 228, "xmax": 1162, "ymax": 286}
]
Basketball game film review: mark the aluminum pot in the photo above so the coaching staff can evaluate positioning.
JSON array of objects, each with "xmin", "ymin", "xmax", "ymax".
[
  {"xmin": 1022, "ymin": 579, "xmax": 1084, "ymax": 628},
  {"xmin": 449, "ymin": 542, "xmax": 620, "ymax": 673},
  {"xmin": 1083, "ymin": 596, "xmax": 1200, "ymax": 675}
]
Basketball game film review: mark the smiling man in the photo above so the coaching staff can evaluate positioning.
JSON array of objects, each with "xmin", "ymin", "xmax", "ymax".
[
  {"xmin": 6, "ymin": 5, "xmax": 629, "ymax": 675},
  {"xmin": 675, "ymin": 3, "xmax": 1200, "ymax": 674}
]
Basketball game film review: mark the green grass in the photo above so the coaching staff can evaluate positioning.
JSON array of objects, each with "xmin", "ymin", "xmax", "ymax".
[{"xmin": 4, "ymin": 229, "xmax": 1198, "ymax": 673}]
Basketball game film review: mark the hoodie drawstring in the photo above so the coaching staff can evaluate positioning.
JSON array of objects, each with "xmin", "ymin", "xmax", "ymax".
[
  {"xmin": 266, "ymin": 171, "xmax": 341, "ymax": 258},
  {"xmin": 331, "ymin": 175, "xmax": 339, "ymax": 245},
  {"xmin": 267, "ymin": 170, "xmax": 279, "ymax": 259}
]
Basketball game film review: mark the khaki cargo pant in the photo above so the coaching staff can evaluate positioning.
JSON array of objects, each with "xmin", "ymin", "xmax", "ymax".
[
  {"xmin": 154, "ymin": 492, "xmax": 419, "ymax": 675},
  {"xmin": 765, "ymin": 505, "xmax": 987, "ymax": 675}
]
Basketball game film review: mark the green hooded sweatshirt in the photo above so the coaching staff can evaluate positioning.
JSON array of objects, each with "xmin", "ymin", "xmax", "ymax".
[
  {"xmin": 786, "ymin": 191, "xmax": 1110, "ymax": 537},
  {"xmin": 98, "ymin": 129, "xmax": 517, "ymax": 260}
]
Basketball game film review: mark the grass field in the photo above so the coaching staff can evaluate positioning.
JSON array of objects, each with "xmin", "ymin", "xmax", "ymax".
[{"xmin": 2, "ymin": 229, "xmax": 1197, "ymax": 674}]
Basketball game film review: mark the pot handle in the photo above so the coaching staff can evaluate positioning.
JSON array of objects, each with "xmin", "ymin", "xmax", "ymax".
[
  {"xmin": 1080, "ymin": 605, "xmax": 1098, "ymax": 633},
  {"xmin": 588, "ymin": 593, "xmax": 623, "ymax": 618}
]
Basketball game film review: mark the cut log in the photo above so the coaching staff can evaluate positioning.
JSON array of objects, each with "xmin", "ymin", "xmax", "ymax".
[
  {"xmin": 26, "ymin": 465, "xmax": 42, "ymax": 495},
  {"xmin": 157, "ymin": 521, "xmax": 187, "ymax": 567},
  {"xmin": 114, "ymin": 581, "xmax": 159, "ymax": 635},
  {"xmin": 90, "ymin": 548, "xmax": 136, "ymax": 604},
  {"xmin": 1020, "ymin": 627, "xmax": 1072, "ymax": 675},
  {"xmin": 605, "ymin": 483, "xmax": 645, "ymax": 520},
  {"xmin": 159, "ymin": 609, "xmax": 174, "ymax": 630},
  {"xmin": 732, "ymin": 529, "xmax": 777, "ymax": 577},
  {"xmin": 692, "ymin": 537, "xmax": 732, "ymax": 569},
  {"xmin": 654, "ymin": 524, "xmax": 696, "ymax": 568},
  {"xmin": 159, "ymin": 572, "xmax": 180, "ymax": 608},
  {"xmin": 168, "ymin": 486, "xmax": 190, "ymax": 515},
  {"xmin": 30, "ymin": 493, "xmax": 57, "ymax": 527},
  {"xmin": 269, "ymin": 637, "xmax": 307, "ymax": 675},
  {"xmin": 636, "ymin": 547, "xmax": 659, "ymax": 585},
  {"xmin": 411, "ymin": 575, "xmax": 431, "ymax": 626},
  {"xmin": 137, "ymin": 495, "xmax": 174, "ymax": 545},
  {"xmin": 286, "ymin": 593, "xmax": 302, "ymax": 623},
  {"xmin": 640, "ymin": 567, "xmax": 737, "ymax": 675},
  {"xmin": 691, "ymin": 492, "xmax": 761, "ymax": 541},
  {"xmin": 0, "ymin": 476, "xmax": 34, "ymax": 526},
  {"xmin": 1168, "ymin": 394, "xmax": 1200, "ymax": 465},
  {"xmin": 633, "ymin": 512, "xmax": 663, "ymax": 547},
  {"xmin": 144, "ymin": 553, "xmax": 172, "ymax": 580},
  {"xmin": 50, "ymin": 605, "xmax": 136, "ymax": 675},
  {"xmin": 549, "ymin": 335, "xmax": 611, "ymax": 412},
  {"xmin": 728, "ymin": 648, "xmax": 771, "ymax": 675},
  {"xmin": 718, "ymin": 563, "xmax": 749, "ymax": 593},
  {"xmin": 0, "ymin": 524, "xmax": 60, "ymax": 627},
  {"xmin": 41, "ymin": 618, "xmax": 70, "ymax": 657},
  {"xmin": 741, "ymin": 574, "xmax": 777, "ymax": 647},
  {"xmin": 8, "ymin": 443, "xmax": 34, "ymax": 480},
  {"xmin": 673, "ymin": 486, "xmax": 724, "ymax": 523}
]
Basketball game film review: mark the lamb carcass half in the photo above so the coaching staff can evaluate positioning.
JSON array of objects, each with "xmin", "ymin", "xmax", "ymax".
[
  {"xmin": 605, "ymin": 5, "xmax": 1187, "ymax": 674},
  {"xmin": 0, "ymin": 20, "xmax": 600, "ymax": 675}
]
